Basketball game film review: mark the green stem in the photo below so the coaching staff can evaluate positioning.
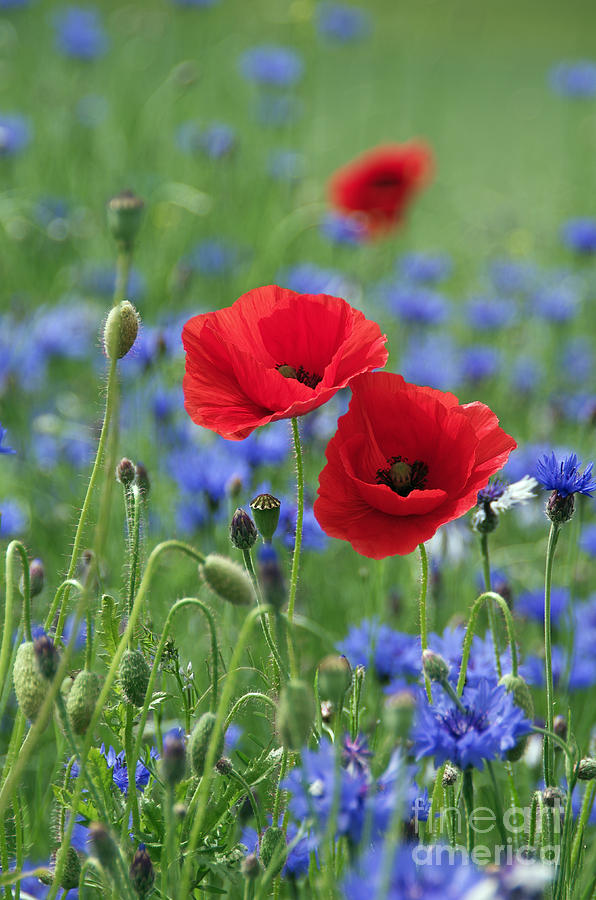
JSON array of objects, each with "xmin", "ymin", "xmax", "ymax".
[
  {"xmin": 224, "ymin": 692, "xmax": 277, "ymax": 730},
  {"xmin": 272, "ymin": 748, "xmax": 289, "ymax": 826},
  {"xmin": 43, "ymin": 579, "xmax": 84, "ymax": 635},
  {"xmin": 418, "ymin": 543, "xmax": 431, "ymax": 702},
  {"xmin": 242, "ymin": 548, "xmax": 286, "ymax": 680},
  {"xmin": 179, "ymin": 605, "xmax": 273, "ymax": 897},
  {"xmin": 229, "ymin": 768, "xmax": 265, "ymax": 834},
  {"xmin": 543, "ymin": 522, "xmax": 560, "ymax": 787},
  {"xmin": 0, "ymin": 814, "xmax": 13, "ymax": 900},
  {"xmin": 121, "ymin": 705, "xmax": 141, "ymax": 842},
  {"xmin": 457, "ymin": 591, "xmax": 519, "ymax": 695},
  {"xmin": 85, "ymin": 608, "xmax": 93, "ymax": 670},
  {"xmin": 462, "ymin": 768, "xmax": 475, "ymax": 852},
  {"xmin": 528, "ymin": 791, "xmax": 540, "ymax": 851},
  {"xmin": 287, "ymin": 417, "xmax": 304, "ymax": 624},
  {"xmin": 127, "ymin": 486, "xmax": 142, "ymax": 622},
  {"xmin": 480, "ymin": 534, "xmax": 503, "ymax": 678},
  {"xmin": 569, "ymin": 781, "xmax": 596, "ymax": 875},
  {"xmin": 0, "ymin": 541, "xmax": 30, "ymax": 699}
]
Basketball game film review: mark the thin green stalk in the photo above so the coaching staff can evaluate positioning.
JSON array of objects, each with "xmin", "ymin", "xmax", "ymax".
[
  {"xmin": 527, "ymin": 791, "xmax": 540, "ymax": 851},
  {"xmin": 229, "ymin": 768, "xmax": 265, "ymax": 834},
  {"xmin": 121, "ymin": 706, "xmax": 141, "ymax": 842},
  {"xmin": 85, "ymin": 607, "xmax": 93, "ymax": 670},
  {"xmin": 161, "ymin": 787, "xmax": 177, "ymax": 900},
  {"xmin": 0, "ymin": 814, "xmax": 13, "ymax": 900},
  {"xmin": 418, "ymin": 542, "xmax": 432, "ymax": 702},
  {"xmin": 0, "ymin": 541, "xmax": 30, "ymax": 696},
  {"xmin": 242, "ymin": 548, "xmax": 286, "ymax": 679},
  {"xmin": 224, "ymin": 692, "xmax": 277, "ymax": 730},
  {"xmin": 480, "ymin": 534, "xmax": 503, "ymax": 678},
  {"xmin": 272, "ymin": 748, "xmax": 289, "ymax": 826},
  {"xmin": 127, "ymin": 486, "xmax": 142, "ymax": 621},
  {"xmin": 13, "ymin": 790, "xmax": 22, "ymax": 900},
  {"xmin": 570, "ymin": 781, "xmax": 596, "ymax": 875},
  {"xmin": 43, "ymin": 579, "xmax": 84, "ymax": 635},
  {"xmin": 457, "ymin": 591, "xmax": 519, "ymax": 695},
  {"xmin": 179, "ymin": 605, "xmax": 273, "ymax": 897},
  {"xmin": 462, "ymin": 768, "xmax": 475, "ymax": 853},
  {"xmin": 287, "ymin": 417, "xmax": 304, "ymax": 624},
  {"xmin": 543, "ymin": 522, "xmax": 560, "ymax": 787}
]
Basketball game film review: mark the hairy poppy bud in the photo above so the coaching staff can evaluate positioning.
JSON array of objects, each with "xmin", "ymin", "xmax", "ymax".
[
  {"xmin": 578, "ymin": 758, "xmax": 596, "ymax": 781},
  {"xmin": 66, "ymin": 670, "xmax": 101, "ymax": 735},
  {"xmin": 88, "ymin": 823, "xmax": 119, "ymax": 873},
  {"xmin": 199, "ymin": 554, "xmax": 255, "ymax": 607},
  {"xmin": 189, "ymin": 712, "xmax": 223, "ymax": 777},
  {"xmin": 130, "ymin": 844, "xmax": 155, "ymax": 898},
  {"xmin": 422, "ymin": 649, "xmax": 450, "ymax": 684},
  {"xmin": 103, "ymin": 300, "xmax": 140, "ymax": 360},
  {"xmin": 134, "ymin": 462, "xmax": 150, "ymax": 497},
  {"xmin": 116, "ymin": 457, "xmax": 135, "ymax": 487},
  {"xmin": 241, "ymin": 853, "xmax": 261, "ymax": 880},
  {"xmin": 317, "ymin": 655, "xmax": 352, "ymax": 706},
  {"xmin": 442, "ymin": 764, "xmax": 459, "ymax": 787},
  {"xmin": 57, "ymin": 845, "xmax": 82, "ymax": 891},
  {"xmin": 119, "ymin": 649, "xmax": 150, "ymax": 706},
  {"xmin": 498, "ymin": 673, "xmax": 534, "ymax": 761},
  {"xmin": 260, "ymin": 826, "xmax": 286, "ymax": 876},
  {"xmin": 546, "ymin": 491, "xmax": 574, "ymax": 525},
  {"xmin": 21, "ymin": 558, "xmax": 44, "ymax": 598},
  {"xmin": 161, "ymin": 732, "xmax": 186, "ymax": 787},
  {"xmin": 107, "ymin": 190, "xmax": 144, "ymax": 249},
  {"xmin": 34, "ymin": 634, "xmax": 59, "ymax": 680},
  {"xmin": 276, "ymin": 680, "xmax": 315, "ymax": 750},
  {"xmin": 258, "ymin": 544, "xmax": 285, "ymax": 611},
  {"xmin": 229, "ymin": 508, "xmax": 258, "ymax": 550},
  {"xmin": 13, "ymin": 642, "xmax": 49, "ymax": 720},
  {"xmin": 250, "ymin": 493, "xmax": 281, "ymax": 543}
]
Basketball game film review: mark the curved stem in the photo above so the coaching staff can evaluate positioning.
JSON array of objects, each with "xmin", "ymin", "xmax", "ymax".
[
  {"xmin": 457, "ymin": 591, "xmax": 519, "ymax": 695},
  {"xmin": 179, "ymin": 605, "xmax": 273, "ymax": 897},
  {"xmin": 242, "ymin": 549, "xmax": 286, "ymax": 680},
  {"xmin": 224, "ymin": 692, "xmax": 277, "ymax": 731},
  {"xmin": 43, "ymin": 579, "xmax": 84, "ymax": 635},
  {"xmin": 543, "ymin": 522, "xmax": 560, "ymax": 787},
  {"xmin": 229, "ymin": 768, "xmax": 265, "ymax": 834},
  {"xmin": 287, "ymin": 417, "xmax": 304, "ymax": 624},
  {"xmin": 0, "ymin": 541, "xmax": 30, "ymax": 697},
  {"xmin": 418, "ymin": 543, "xmax": 431, "ymax": 702}
]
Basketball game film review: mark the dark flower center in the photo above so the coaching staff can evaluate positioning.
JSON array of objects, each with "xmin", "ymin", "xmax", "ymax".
[
  {"xmin": 277, "ymin": 363, "xmax": 322, "ymax": 390},
  {"xmin": 441, "ymin": 707, "xmax": 489, "ymax": 739},
  {"xmin": 376, "ymin": 456, "xmax": 428, "ymax": 496},
  {"xmin": 370, "ymin": 173, "xmax": 402, "ymax": 189}
]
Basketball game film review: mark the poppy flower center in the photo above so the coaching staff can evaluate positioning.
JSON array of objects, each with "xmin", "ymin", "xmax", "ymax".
[
  {"xmin": 376, "ymin": 456, "xmax": 429, "ymax": 497},
  {"xmin": 277, "ymin": 364, "xmax": 322, "ymax": 390},
  {"xmin": 370, "ymin": 173, "xmax": 402, "ymax": 189}
]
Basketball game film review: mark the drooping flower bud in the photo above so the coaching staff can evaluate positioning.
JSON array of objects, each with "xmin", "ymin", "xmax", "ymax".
[
  {"xmin": 116, "ymin": 457, "xmax": 135, "ymax": 487},
  {"xmin": 442, "ymin": 764, "xmax": 459, "ymax": 787},
  {"xmin": 422, "ymin": 649, "xmax": 450, "ymax": 684},
  {"xmin": 134, "ymin": 462, "xmax": 150, "ymax": 497},
  {"xmin": 107, "ymin": 190, "xmax": 144, "ymax": 249},
  {"xmin": 34, "ymin": 634, "xmax": 59, "ymax": 680},
  {"xmin": 546, "ymin": 491, "xmax": 575, "ymax": 525},
  {"xmin": 241, "ymin": 853, "xmax": 261, "ymax": 880},
  {"xmin": 250, "ymin": 493, "xmax": 281, "ymax": 543},
  {"xmin": 260, "ymin": 826, "xmax": 286, "ymax": 876},
  {"xmin": 577, "ymin": 758, "xmax": 596, "ymax": 781},
  {"xmin": 119, "ymin": 649, "xmax": 150, "ymax": 707},
  {"xmin": 103, "ymin": 300, "xmax": 140, "ymax": 360},
  {"xmin": 21, "ymin": 558, "xmax": 44, "ymax": 598},
  {"xmin": 13, "ymin": 642, "xmax": 49, "ymax": 721},
  {"xmin": 130, "ymin": 844, "xmax": 155, "ymax": 898},
  {"xmin": 276, "ymin": 680, "xmax": 315, "ymax": 750},
  {"xmin": 56, "ymin": 845, "xmax": 82, "ymax": 891},
  {"xmin": 498, "ymin": 673, "xmax": 534, "ymax": 761},
  {"xmin": 257, "ymin": 544, "xmax": 285, "ymax": 611},
  {"xmin": 229, "ymin": 508, "xmax": 258, "ymax": 551},
  {"xmin": 161, "ymin": 732, "xmax": 186, "ymax": 787},
  {"xmin": 199, "ymin": 554, "xmax": 255, "ymax": 607},
  {"xmin": 189, "ymin": 712, "xmax": 223, "ymax": 777},
  {"xmin": 66, "ymin": 670, "xmax": 101, "ymax": 735},
  {"xmin": 317, "ymin": 655, "xmax": 352, "ymax": 706}
]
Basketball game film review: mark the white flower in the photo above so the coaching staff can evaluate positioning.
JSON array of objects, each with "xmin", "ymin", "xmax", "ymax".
[{"xmin": 492, "ymin": 475, "xmax": 538, "ymax": 511}]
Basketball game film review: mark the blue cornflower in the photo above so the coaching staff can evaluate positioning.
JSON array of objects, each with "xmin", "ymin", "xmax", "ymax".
[
  {"xmin": 413, "ymin": 679, "xmax": 531, "ymax": 770},
  {"xmin": 550, "ymin": 61, "xmax": 596, "ymax": 98},
  {"xmin": 319, "ymin": 212, "xmax": 366, "ymax": 245},
  {"xmin": 535, "ymin": 452, "xmax": 596, "ymax": 498},
  {"xmin": 343, "ymin": 843, "xmax": 488, "ymax": 900},
  {"xmin": 516, "ymin": 587, "xmax": 569, "ymax": 626},
  {"xmin": 0, "ymin": 423, "xmax": 15, "ymax": 455},
  {"xmin": 241, "ymin": 817, "xmax": 314, "ymax": 879},
  {"xmin": 277, "ymin": 262, "xmax": 355, "ymax": 299},
  {"xmin": 383, "ymin": 285, "xmax": 449, "ymax": 325},
  {"xmin": 398, "ymin": 251, "xmax": 452, "ymax": 284},
  {"xmin": 400, "ymin": 334, "xmax": 461, "ymax": 390},
  {"xmin": 0, "ymin": 114, "xmax": 31, "ymax": 156},
  {"xmin": 267, "ymin": 149, "xmax": 304, "ymax": 182},
  {"xmin": 316, "ymin": 3, "xmax": 371, "ymax": 43},
  {"xmin": 81, "ymin": 263, "xmax": 145, "ymax": 299},
  {"xmin": 255, "ymin": 93, "xmax": 303, "ymax": 127},
  {"xmin": 0, "ymin": 0, "xmax": 30, "ymax": 7},
  {"xmin": 530, "ymin": 283, "xmax": 580, "ymax": 321},
  {"xmin": 521, "ymin": 646, "xmax": 596, "ymax": 692},
  {"xmin": 465, "ymin": 295, "xmax": 517, "ymax": 330},
  {"xmin": 100, "ymin": 744, "xmax": 158, "ymax": 795},
  {"xmin": 460, "ymin": 345, "xmax": 501, "ymax": 382},
  {"xmin": 279, "ymin": 503, "xmax": 328, "ymax": 552},
  {"xmin": 0, "ymin": 499, "xmax": 27, "ymax": 537},
  {"xmin": 337, "ymin": 619, "xmax": 420, "ymax": 682},
  {"xmin": 561, "ymin": 217, "xmax": 596, "ymax": 253},
  {"xmin": 561, "ymin": 337, "xmax": 593, "ymax": 384},
  {"xmin": 489, "ymin": 258, "xmax": 537, "ymax": 294},
  {"xmin": 239, "ymin": 46, "xmax": 303, "ymax": 87},
  {"xmin": 200, "ymin": 122, "xmax": 236, "ymax": 158},
  {"xmin": 510, "ymin": 357, "xmax": 543, "ymax": 394},
  {"xmin": 183, "ymin": 239, "xmax": 242, "ymax": 276},
  {"xmin": 580, "ymin": 523, "xmax": 596, "ymax": 556},
  {"xmin": 342, "ymin": 734, "xmax": 372, "ymax": 774},
  {"xmin": 54, "ymin": 6, "xmax": 109, "ymax": 60}
]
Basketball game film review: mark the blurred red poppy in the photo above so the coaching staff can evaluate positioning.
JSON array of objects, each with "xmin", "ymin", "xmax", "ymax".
[
  {"xmin": 329, "ymin": 142, "xmax": 433, "ymax": 236},
  {"xmin": 182, "ymin": 285, "xmax": 388, "ymax": 440},
  {"xmin": 314, "ymin": 372, "xmax": 516, "ymax": 558}
]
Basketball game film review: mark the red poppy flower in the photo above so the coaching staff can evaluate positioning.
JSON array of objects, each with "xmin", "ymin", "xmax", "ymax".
[
  {"xmin": 181, "ymin": 285, "xmax": 388, "ymax": 440},
  {"xmin": 329, "ymin": 142, "xmax": 433, "ymax": 236},
  {"xmin": 314, "ymin": 372, "xmax": 516, "ymax": 558}
]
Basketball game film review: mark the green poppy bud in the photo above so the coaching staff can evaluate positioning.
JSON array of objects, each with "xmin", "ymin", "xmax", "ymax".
[
  {"xmin": 250, "ymin": 493, "xmax": 281, "ymax": 543},
  {"xmin": 498, "ymin": 673, "xmax": 534, "ymax": 761},
  {"xmin": 13, "ymin": 642, "xmax": 48, "ymax": 721},
  {"xmin": 66, "ymin": 670, "xmax": 101, "ymax": 735},
  {"xmin": 241, "ymin": 853, "xmax": 261, "ymax": 880},
  {"xmin": 119, "ymin": 649, "xmax": 150, "ymax": 707},
  {"xmin": 276, "ymin": 680, "xmax": 315, "ymax": 750},
  {"xmin": 21, "ymin": 558, "xmax": 44, "ymax": 598},
  {"xmin": 34, "ymin": 634, "xmax": 59, "ymax": 680},
  {"xmin": 130, "ymin": 844, "xmax": 155, "ymax": 898},
  {"xmin": 199, "ymin": 554, "xmax": 255, "ymax": 607},
  {"xmin": 107, "ymin": 190, "xmax": 144, "ymax": 249},
  {"xmin": 260, "ymin": 826, "xmax": 286, "ymax": 876},
  {"xmin": 103, "ymin": 300, "xmax": 140, "ymax": 360},
  {"xmin": 229, "ymin": 508, "xmax": 258, "ymax": 550},
  {"xmin": 317, "ymin": 655, "xmax": 352, "ymax": 706},
  {"xmin": 57, "ymin": 845, "xmax": 82, "ymax": 891},
  {"xmin": 189, "ymin": 712, "xmax": 223, "ymax": 777},
  {"xmin": 116, "ymin": 457, "xmax": 135, "ymax": 487},
  {"xmin": 422, "ymin": 649, "xmax": 450, "ymax": 684},
  {"xmin": 88, "ymin": 823, "xmax": 119, "ymax": 874},
  {"xmin": 161, "ymin": 732, "xmax": 186, "ymax": 787}
]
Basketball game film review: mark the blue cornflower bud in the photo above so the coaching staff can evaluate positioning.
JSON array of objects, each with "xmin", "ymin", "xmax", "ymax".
[{"xmin": 229, "ymin": 508, "xmax": 258, "ymax": 550}]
